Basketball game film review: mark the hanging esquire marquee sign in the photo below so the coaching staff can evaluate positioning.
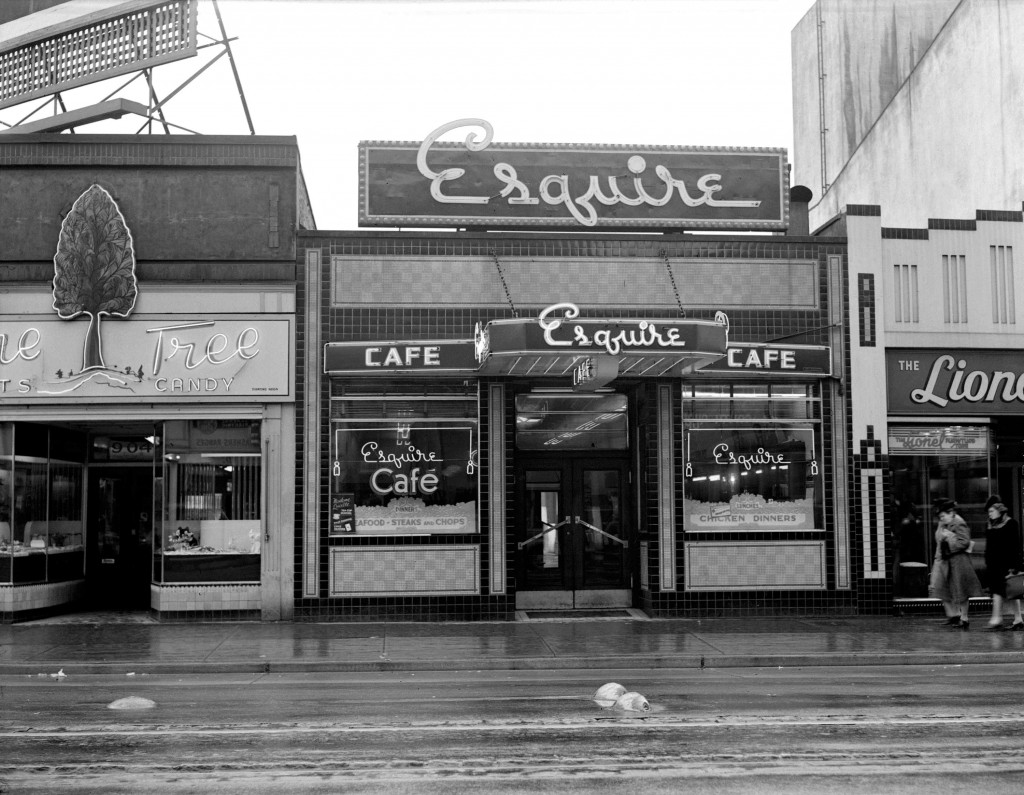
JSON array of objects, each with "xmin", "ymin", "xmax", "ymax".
[
  {"xmin": 474, "ymin": 303, "xmax": 730, "ymax": 378},
  {"xmin": 359, "ymin": 119, "xmax": 788, "ymax": 231},
  {"xmin": 325, "ymin": 303, "xmax": 730, "ymax": 383}
]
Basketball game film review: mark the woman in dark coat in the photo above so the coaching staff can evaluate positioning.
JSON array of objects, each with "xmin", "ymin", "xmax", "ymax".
[
  {"xmin": 983, "ymin": 496, "xmax": 1024, "ymax": 631},
  {"xmin": 928, "ymin": 498, "xmax": 983, "ymax": 629}
]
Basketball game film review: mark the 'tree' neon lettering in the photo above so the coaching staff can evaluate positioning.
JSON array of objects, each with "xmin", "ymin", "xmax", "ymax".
[
  {"xmin": 416, "ymin": 119, "xmax": 762, "ymax": 228},
  {"xmin": 146, "ymin": 322, "xmax": 260, "ymax": 376}
]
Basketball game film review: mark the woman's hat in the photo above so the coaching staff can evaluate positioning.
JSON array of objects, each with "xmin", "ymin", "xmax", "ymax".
[
  {"xmin": 985, "ymin": 494, "xmax": 1004, "ymax": 510},
  {"xmin": 934, "ymin": 498, "xmax": 957, "ymax": 514}
]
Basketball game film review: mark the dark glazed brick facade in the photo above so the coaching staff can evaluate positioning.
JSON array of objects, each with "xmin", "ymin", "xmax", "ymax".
[
  {"xmin": 858, "ymin": 274, "xmax": 876, "ymax": 347},
  {"xmin": 846, "ymin": 205, "xmax": 882, "ymax": 217},
  {"xmin": 881, "ymin": 227, "xmax": 931, "ymax": 240},
  {"xmin": 977, "ymin": 209, "xmax": 1024, "ymax": 223},
  {"xmin": 296, "ymin": 232, "xmax": 856, "ymax": 620},
  {"xmin": 927, "ymin": 218, "xmax": 976, "ymax": 231}
]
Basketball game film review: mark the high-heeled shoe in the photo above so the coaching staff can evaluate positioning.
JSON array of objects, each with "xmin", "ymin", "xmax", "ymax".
[
  {"xmin": 960, "ymin": 620, "xmax": 970, "ymax": 631},
  {"xmin": 943, "ymin": 616, "xmax": 961, "ymax": 625},
  {"xmin": 1011, "ymin": 621, "xmax": 1024, "ymax": 631},
  {"xmin": 986, "ymin": 621, "xmax": 1005, "ymax": 631}
]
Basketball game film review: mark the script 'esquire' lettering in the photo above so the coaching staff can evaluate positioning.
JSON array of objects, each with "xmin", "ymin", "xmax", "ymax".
[
  {"xmin": 360, "ymin": 440, "xmax": 441, "ymax": 470},
  {"xmin": 712, "ymin": 443, "xmax": 786, "ymax": 471},
  {"xmin": 415, "ymin": 119, "xmax": 762, "ymax": 227},
  {"xmin": 538, "ymin": 302, "xmax": 688, "ymax": 356}
]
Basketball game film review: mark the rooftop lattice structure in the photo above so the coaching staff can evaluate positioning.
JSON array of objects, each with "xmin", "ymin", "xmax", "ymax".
[{"xmin": 0, "ymin": 0, "xmax": 253, "ymax": 135}]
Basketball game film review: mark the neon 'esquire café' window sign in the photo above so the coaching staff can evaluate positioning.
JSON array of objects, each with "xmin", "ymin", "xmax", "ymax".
[{"xmin": 330, "ymin": 421, "xmax": 478, "ymax": 536}]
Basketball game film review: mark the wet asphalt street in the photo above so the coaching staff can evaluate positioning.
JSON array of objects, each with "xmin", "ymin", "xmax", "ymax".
[{"xmin": 3, "ymin": 662, "xmax": 1024, "ymax": 793}]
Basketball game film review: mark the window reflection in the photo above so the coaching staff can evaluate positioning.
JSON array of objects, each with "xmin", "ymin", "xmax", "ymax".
[
  {"xmin": 157, "ymin": 421, "xmax": 262, "ymax": 583},
  {"xmin": 516, "ymin": 393, "xmax": 628, "ymax": 450},
  {"xmin": 684, "ymin": 425, "xmax": 821, "ymax": 532},
  {"xmin": 0, "ymin": 423, "xmax": 85, "ymax": 584}
]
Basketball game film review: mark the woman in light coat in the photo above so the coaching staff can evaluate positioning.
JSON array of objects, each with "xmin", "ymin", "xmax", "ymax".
[{"xmin": 928, "ymin": 498, "xmax": 983, "ymax": 629}]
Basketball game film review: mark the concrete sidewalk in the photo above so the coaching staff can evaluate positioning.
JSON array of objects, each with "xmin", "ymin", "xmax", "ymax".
[{"xmin": 2, "ymin": 613, "xmax": 1024, "ymax": 676}]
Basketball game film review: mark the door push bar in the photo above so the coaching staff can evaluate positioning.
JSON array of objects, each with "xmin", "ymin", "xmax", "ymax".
[
  {"xmin": 575, "ymin": 516, "xmax": 628, "ymax": 548},
  {"xmin": 518, "ymin": 517, "xmax": 570, "ymax": 549}
]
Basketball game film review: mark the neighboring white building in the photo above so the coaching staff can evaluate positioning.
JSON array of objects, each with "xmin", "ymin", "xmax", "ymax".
[
  {"xmin": 841, "ymin": 204, "xmax": 1024, "ymax": 606},
  {"xmin": 793, "ymin": 0, "xmax": 1024, "ymax": 612},
  {"xmin": 792, "ymin": 0, "xmax": 1024, "ymax": 232}
]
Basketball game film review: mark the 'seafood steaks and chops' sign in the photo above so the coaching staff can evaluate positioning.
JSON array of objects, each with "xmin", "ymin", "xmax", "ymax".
[{"xmin": 359, "ymin": 119, "xmax": 788, "ymax": 231}]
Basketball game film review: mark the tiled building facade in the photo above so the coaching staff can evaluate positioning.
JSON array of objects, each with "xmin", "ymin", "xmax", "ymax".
[{"xmin": 293, "ymin": 228, "xmax": 871, "ymax": 620}]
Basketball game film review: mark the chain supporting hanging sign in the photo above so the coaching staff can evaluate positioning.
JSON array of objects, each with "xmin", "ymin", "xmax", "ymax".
[
  {"xmin": 490, "ymin": 249, "xmax": 519, "ymax": 317},
  {"xmin": 659, "ymin": 249, "xmax": 686, "ymax": 317}
]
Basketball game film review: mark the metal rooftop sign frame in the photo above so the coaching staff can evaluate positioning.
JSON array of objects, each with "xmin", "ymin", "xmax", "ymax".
[{"xmin": 0, "ymin": 0, "xmax": 197, "ymax": 111}]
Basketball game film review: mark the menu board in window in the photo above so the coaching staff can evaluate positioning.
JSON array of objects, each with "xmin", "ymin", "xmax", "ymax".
[
  {"xmin": 331, "ymin": 421, "xmax": 478, "ymax": 535},
  {"xmin": 684, "ymin": 426, "xmax": 821, "ymax": 532}
]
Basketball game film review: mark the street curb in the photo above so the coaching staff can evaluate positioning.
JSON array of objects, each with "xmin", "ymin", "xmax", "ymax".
[{"xmin": 3, "ymin": 650, "xmax": 1024, "ymax": 676}]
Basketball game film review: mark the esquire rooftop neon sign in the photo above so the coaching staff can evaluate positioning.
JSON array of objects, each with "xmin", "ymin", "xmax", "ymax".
[{"xmin": 359, "ymin": 119, "xmax": 788, "ymax": 231}]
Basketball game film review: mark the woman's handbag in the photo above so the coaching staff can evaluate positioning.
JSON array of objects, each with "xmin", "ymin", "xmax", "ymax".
[{"xmin": 1005, "ymin": 572, "xmax": 1024, "ymax": 600}]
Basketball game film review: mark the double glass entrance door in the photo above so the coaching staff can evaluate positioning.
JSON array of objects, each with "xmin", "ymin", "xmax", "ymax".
[{"xmin": 517, "ymin": 458, "xmax": 631, "ymax": 602}]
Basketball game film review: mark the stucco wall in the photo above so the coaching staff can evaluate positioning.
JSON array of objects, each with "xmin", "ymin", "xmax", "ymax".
[{"xmin": 792, "ymin": 0, "xmax": 978, "ymax": 226}]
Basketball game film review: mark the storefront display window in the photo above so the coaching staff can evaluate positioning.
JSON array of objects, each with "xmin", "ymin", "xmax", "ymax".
[
  {"xmin": 155, "ymin": 420, "xmax": 262, "ymax": 583},
  {"xmin": 684, "ymin": 382, "xmax": 816, "ymax": 420},
  {"xmin": 331, "ymin": 421, "xmax": 477, "ymax": 535},
  {"xmin": 0, "ymin": 423, "xmax": 85, "ymax": 584},
  {"xmin": 330, "ymin": 384, "xmax": 478, "ymax": 537},
  {"xmin": 684, "ymin": 425, "xmax": 822, "ymax": 531},
  {"xmin": 0, "ymin": 426, "xmax": 11, "ymax": 584},
  {"xmin": 889, "ymin": 425, "xmax": 993, "ymax": 599},
  {"xmin": 683, "ymin": 384, "xmax": 822, "ymax": 533}
]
